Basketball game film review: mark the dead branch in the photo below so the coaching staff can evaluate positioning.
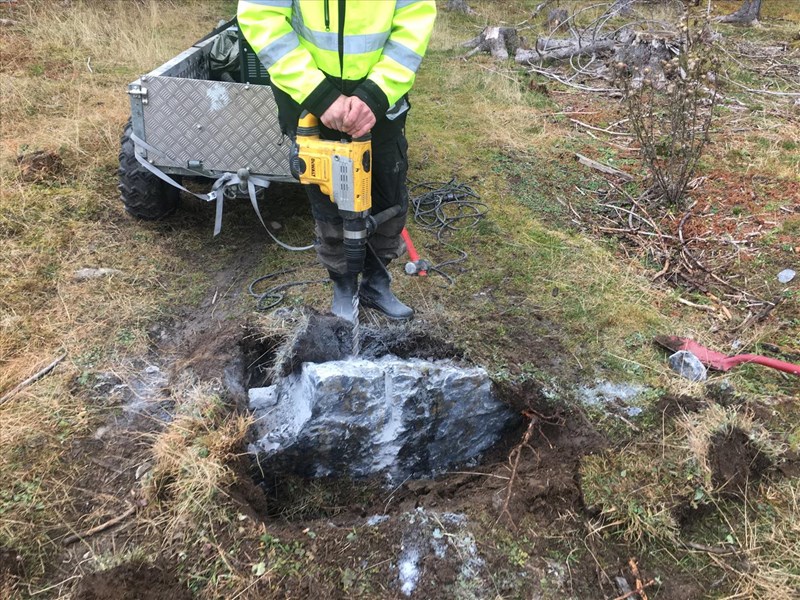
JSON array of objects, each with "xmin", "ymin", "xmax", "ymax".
[
  {"xmin": 0, "ymin": 352, "xmax": 67, "ymax": 406},
  {"xmin": 720, "ymin": 75, "xmax": 800, "ymax": 98},
  {"xmin": 62, "ymin": 504, "xmax": 137, "ymax": 545},
  {"xmin": 609, "ymin": 578, "xmax": 656, "ymax": 600},
  {"xmin": 576, "ymin": 153, "xmax": 634, "ymax": 181},
  {"xmin": 628, "ymin": 557, "xmax": 649, "ymax": 600},
  {"xmin": 570, "ymin": 118, "xmax": 633, "ymax": 137},
  {"xmin": 517, "ymin": 39, "xmax": 617, "ymax": 63},
  {"xmin": 683, "ymin": 541, "xmax": 740, "ymax": 555},
  {"xmin": 525, "ymin": 65, "xmax": 620, "ymax": 94}
]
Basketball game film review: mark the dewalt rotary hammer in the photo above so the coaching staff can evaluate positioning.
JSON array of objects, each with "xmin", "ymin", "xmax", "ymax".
[{"xmin": 289, "ymin": 112, "xmax": 374, "ymax": 275}]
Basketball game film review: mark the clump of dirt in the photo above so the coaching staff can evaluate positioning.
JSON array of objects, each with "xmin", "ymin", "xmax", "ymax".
[
  {"xmin": 655, "ymin": 394, "xmax": 706, "ymax": 418},
  {"xmin": 16, "ymin": 149, "xmax": 64, "ymax": 182},
  {"xmin": 271, "ymin": 310, "xmax": 355, "ymax": 376},
  {"xmin": 73, "ymin": 563, "xmax": 190, "ymax": 600},
  {"xmin": 777, "ymin": 449, "xmax": 800, "ymax": 478},
  {"xmin": 708, "ymin": 427, "xmax": 771, "ymax": 496}
]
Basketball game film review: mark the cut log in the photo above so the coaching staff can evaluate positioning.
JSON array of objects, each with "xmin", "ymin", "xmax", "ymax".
[{"xmin": 516, "ymin": 39, "xmax": 616, "ymax": 63}]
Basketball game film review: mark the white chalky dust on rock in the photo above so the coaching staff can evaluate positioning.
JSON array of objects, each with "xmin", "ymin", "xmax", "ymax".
[{"xmin": 248, "ymin": 356, "xmax": 515, "ymax": 479}]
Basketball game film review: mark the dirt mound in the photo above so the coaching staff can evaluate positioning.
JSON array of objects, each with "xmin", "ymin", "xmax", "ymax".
[
  {"xmin": 16, "ymin": 149, "xmax": 64, "ymax": 182},
  {"xmin": 73, "ymin": 564, "xmax": 190, "ymax": 600},
  {"xmin": 709, "ymin": 427, "xmax": 771, "ymax": 496}
]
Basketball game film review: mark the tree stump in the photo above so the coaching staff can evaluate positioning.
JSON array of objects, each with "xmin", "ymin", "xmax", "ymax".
[
  {"xmin": 446, "ymin": 0, "xmax": 476, "ymax": 15},
  {"xmin": 463, "ymin": 26, "xmax": 520, "ymax": 60},
  {"xmin": 719, "ymin": 0, "xmax": 762, "ymax": 26}
]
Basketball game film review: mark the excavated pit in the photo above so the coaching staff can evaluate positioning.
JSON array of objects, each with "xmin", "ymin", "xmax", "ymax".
[{"xmin": 244, "ymin": 311, "xmax": 520, "ymax": 484}]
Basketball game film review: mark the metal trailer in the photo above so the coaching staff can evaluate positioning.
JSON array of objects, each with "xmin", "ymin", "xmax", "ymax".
[{"xmin": 119, "ymin": 22, "xmax": 295, "ymax": 232}]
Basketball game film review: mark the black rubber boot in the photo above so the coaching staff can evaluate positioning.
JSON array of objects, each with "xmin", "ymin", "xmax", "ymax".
[
  {"xmin": 329, "ymin": 271, "xmax": 359, "ymax": 322},
  {"xmin": 359, "ymin": 255, "xmax": 414, "ymax": 320}
]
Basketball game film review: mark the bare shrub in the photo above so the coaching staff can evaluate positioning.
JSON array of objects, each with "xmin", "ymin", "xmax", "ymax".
[{"xmin": 614, "ymin": 15, "xmax": 719, "ymax": 207}]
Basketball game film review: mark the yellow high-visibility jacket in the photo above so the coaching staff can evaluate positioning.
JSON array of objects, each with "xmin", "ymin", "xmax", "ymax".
[{"xmin": 238, "ymin": 0, "xmax": 436, "ymax": 119}]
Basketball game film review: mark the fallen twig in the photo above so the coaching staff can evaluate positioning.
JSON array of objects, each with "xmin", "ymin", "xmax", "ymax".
[
  {"xmin": 62, "ymin": 504, "xmax": 137, "ymax": 545},
  {"xmin": 0, "ymin": 352, "xmax": 67, "ymax": 406},
  {"xmin": 684, "ymin": 541, "xmax": 739, "ymax": 555},
  {"xmin": 570, "ymin": 118, "xmax": 633, "ymax": 137},
  {"xmin": 525, "ymin": 65, "xmax": 620, "ymax": 94},
  {"xmin": 677, "ymin": 297, "xmax": 716, "ymax": 312},
  {"xmin": 576, "ymin": 153, "xmax": 634, "ymax": 181}
]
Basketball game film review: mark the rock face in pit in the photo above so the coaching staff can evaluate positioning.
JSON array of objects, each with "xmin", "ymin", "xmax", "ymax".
[{"xmin": 249, "ymin": 356, "xmax": 517, "ymax": 479}]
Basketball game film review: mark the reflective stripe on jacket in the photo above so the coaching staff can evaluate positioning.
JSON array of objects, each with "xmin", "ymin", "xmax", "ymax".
[{"xmin": 237, "ymin": 0, "xmax": 436, "ymax": 119}]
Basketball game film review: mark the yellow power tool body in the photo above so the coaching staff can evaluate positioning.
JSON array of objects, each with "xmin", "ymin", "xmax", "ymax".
[{"xmin": 290, "ymin": 112, "xmax": 372, "ymax": 275}]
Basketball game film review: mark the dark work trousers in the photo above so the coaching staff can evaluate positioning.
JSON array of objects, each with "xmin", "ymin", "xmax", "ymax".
[{"xmin": 271, "ymin": 86, "xmax": 410, "ymax": 275}]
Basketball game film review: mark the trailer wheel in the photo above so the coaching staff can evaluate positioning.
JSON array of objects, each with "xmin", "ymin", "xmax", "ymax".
[{"xmin": 118, "ymin": 120, "xmax": 180, "ymax": 220}]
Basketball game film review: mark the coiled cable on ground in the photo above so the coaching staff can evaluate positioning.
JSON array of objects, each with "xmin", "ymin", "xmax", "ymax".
[
  {"xmin": 248, "ymin": 178, "xmax": 487, "ymax": 307},
  {"xmin": 409, "ymin": 178, "xmax": 487, "ymax": 240},
  {"xmin": 408, "ymin": 178, "xmax": 487, "ymax": 284},
  {"xmin": 248, "ymin": 268, "xmax": 327, "ymax": 311}
]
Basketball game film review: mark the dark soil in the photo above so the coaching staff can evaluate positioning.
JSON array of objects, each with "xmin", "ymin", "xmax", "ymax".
[
  {"xmin": 777, "ymin": 449, "xmax": 800, "ymax": 478},
  {"xmin": 16, "ymin": 149, "xmax": 64, "ymax": 182},
  {"xmin": 272, "ymin": 309, "xmax": 356, "ymax": 376},
  {"xmin": 708, "ymin": 427, "xmax": 771, "ymax": 496},
  {"xmin": 655, "ymin": 393, "xmax": 707, "ymax": 418},
  {"xmin": 0, "ymin": 546, "xmax": 23, "ymax": 595},
  {"xmin": 73, "ymin": 563, "xmax": 191, "ymax": 600},
  {"xmin": 366, "ymin": 386, "xmax": 605, "ymax": 525}
]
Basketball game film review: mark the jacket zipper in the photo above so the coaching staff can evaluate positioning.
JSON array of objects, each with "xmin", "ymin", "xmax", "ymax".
[
  {"xmin": 337, "ymin": 0, "xmax": 345, "ymax": 81},
  {"xmin": 323, "ymin": 0, "xmax": 330, "ymax": 31}
]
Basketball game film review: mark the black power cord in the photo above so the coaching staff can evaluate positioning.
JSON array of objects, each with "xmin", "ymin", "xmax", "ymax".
[
  {"xmin": 408, "ymin": 178, "xmax": 487, "ymax": 285},
  {"xmin": 248, "ymin": 268, "xmax": 327, "ymax": 311},
  {"xmin": 248, "ymin": 178, "xmax": 487, "ymax": 308}
]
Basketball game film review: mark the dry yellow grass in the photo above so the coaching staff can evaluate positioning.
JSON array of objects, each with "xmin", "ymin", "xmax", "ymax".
[
  {"xmin": 0, "ymin": 0, "xmax": 227, "ymax": 389},
  {"xmin": 0, "ymin": 1, "xmax": 236, "ymax": 590},
  {"xmin": 147, "ymin": 383, "xmax": 252, "ymax": 534}
]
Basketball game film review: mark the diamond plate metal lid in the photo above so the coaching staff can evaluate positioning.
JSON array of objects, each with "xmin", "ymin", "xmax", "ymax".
[{"xmin": 143, "ymin": 77, "xmax": 291, "ymax": 177}]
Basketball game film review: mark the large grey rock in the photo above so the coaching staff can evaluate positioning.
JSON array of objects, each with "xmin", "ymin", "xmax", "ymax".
[
  {"xmin": 669, "ymin": 350, "xmax": 708, "ymax": 382},
  {"xmin": 248, "ymin": 356, "xmax": 517, "ymax": 479}
]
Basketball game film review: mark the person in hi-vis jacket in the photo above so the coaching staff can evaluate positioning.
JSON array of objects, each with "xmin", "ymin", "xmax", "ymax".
[{"xmin": 238, "ymin": 0, "xmax": 436, "ymax": 321}]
